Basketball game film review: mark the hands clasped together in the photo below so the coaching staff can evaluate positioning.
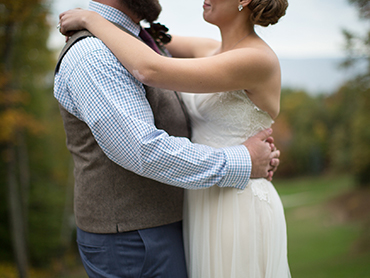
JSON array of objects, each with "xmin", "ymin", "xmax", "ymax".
[{"xmin": 244, "ymin": 128, "xmax": 280, "ymax": 181}]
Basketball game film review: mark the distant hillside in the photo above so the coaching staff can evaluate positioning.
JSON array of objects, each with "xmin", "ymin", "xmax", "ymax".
[{"xmin": 280, "ymin": 58, "xmax": 366, "ymax": 95}]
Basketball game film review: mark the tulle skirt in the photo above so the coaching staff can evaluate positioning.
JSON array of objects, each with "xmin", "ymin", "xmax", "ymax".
[{"xmin": 183, "ymin": 178, "xmax": 291, "ymax": 278}]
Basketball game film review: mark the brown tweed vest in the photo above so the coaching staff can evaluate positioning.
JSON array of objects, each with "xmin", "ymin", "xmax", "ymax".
[{"xmin": 56, "ymin": 30, "xmax": 191, "ymax": 233}]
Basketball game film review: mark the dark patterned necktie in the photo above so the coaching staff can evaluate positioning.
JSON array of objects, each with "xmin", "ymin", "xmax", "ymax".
[{"xmin": 139, "ymin": 27, "xmax": 161, "ymax": 54}]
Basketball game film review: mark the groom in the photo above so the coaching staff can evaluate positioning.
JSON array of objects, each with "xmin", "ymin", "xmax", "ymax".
[{"xmin": 54, "ymin": 0, "xmax": 280, "ymax": 277}]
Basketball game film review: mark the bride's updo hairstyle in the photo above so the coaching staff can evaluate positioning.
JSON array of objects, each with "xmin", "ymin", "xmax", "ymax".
[{"xmin": 248, "ymin": 0, "xmax": 288, "ymax": 27}]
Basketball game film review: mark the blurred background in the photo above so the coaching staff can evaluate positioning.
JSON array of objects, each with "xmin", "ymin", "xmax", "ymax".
[{"xmin": 0, "ymin": 0, "xmax": 369, "ymax": 277}]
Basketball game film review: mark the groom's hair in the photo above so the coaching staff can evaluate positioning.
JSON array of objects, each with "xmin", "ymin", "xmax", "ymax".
[{"xmin": 121, "ymin": 0, "xmax": 162, "ymax": 23}]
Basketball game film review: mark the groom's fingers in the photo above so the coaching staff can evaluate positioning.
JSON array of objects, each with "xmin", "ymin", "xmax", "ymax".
[
  {"xmin": 272, "ymin": 150, "xmax": 280, "ymax": 159},
  {"xmin": 266, "ymin": 171, "xmax": 274, "ymax": 181},
  {"xmin": 265, "ymin": 136, "xmax": 274, "ymax": 145},
  {"xmin": 254, "ymin": 128, "xmax": 273, "ymax": 142},
  {"xmin": 270, "ymin": 149, "xmax": 280, "ymax": 165},
  {"xmin": 267, "ymin": 151, "xmax": 280, "ymax": 181},
  {"xmin": 270, "ymin": 158, "xmax": 279, "ymax": 168},
  {"xmin": 270, "ymin": 143, "xmax": 276, "ymax": 152}
]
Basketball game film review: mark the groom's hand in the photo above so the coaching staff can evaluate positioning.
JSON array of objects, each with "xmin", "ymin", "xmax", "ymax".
[
  {"xmin": 266, "ymin": 137, "xmax": 280, "ymax": 181},
  {"xmin": 243, "ymin": 128, "xmax": 280, "ymax": 181}
]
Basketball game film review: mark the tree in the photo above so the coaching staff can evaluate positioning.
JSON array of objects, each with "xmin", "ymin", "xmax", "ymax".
[
  {"xmin": 273, "ymin": 89, "xmax": 330, "ymax": 177},
  {"xmin": 335, "ymin": 0, "xmax": 370, "ymax": 186},
  {"xmin": 0, "ymin": 0, "xmax": 60, "ymax": 276}
]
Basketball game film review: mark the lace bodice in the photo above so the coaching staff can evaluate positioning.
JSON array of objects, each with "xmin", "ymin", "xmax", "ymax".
[{"xmin": 181, "ymin": 90, "xmax": 274, "ymax": 148}]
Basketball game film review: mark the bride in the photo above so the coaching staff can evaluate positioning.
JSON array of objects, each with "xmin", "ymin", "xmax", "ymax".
[{"xmin": 59, "ymin": 0, "xmax": 291, "ymax": 276}]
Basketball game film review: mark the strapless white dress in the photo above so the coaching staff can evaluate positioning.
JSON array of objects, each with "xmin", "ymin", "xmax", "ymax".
[{"xmin": 182, "ymin": 91, "xmax": 291, "ymax": 278}]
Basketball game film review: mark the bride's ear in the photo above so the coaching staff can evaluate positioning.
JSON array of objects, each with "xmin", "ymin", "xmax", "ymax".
[{"xmin": 239, "ymin": 0, "xmax": 252, "ymax": 9}]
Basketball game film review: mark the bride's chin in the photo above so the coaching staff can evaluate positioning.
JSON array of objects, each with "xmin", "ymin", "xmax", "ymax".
[{"xmin": 202, "ymin": 13, "xmax": 213, "ymax": 24}]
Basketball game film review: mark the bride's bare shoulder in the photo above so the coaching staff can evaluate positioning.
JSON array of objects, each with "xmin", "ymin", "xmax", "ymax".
[
  {"xmin": 194, "ymin": 37, "xmax": 221, "ymax": 57},
  {"xmin": 167, "ymin": 35, "xmax": 220, "ymax": 58}
]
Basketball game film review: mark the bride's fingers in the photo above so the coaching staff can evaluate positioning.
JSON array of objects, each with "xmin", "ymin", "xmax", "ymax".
[
  {"xmin": 59, "ymin": 8, "xmax": 82, "ymax": 18},
  {"xmin": 58, "ymin": 20, "xmax": 79, "ymax": 36},
  {"xmin": 58, "ymin": 9, "xmax": 88, "ymax": 35}
]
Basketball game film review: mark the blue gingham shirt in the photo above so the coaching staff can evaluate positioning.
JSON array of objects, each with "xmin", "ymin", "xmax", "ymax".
[{"xmin": 54, "ymin": 1, "xmax": 252, "ymax": 190}]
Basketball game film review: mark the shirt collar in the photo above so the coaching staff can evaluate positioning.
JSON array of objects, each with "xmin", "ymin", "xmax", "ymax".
[{"xmin": 88, "ymin": 1, "xmax": 141, "ymax": 37}]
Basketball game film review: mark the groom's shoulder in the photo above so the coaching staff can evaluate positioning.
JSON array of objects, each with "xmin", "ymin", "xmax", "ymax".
[
  {"xmin": 57, "ymin": 33, "xmax": 120, "ymax": 76},
  {"xmin": 67, "ymin": 34, "xmax": 113, "ymax": 61}
]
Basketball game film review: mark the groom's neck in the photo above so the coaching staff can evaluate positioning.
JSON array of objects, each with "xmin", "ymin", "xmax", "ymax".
[{"xmin": 92, "ymin": 0, "xmax": 142, "ymax": 23}]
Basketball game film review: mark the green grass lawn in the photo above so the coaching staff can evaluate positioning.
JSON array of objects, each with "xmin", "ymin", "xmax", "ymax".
[
  {"xmin": 274, "ymin": 175, "xmax": 370, "ymax": 278},
  {"xmin": 53, "ymin": 175, "xmax": 370, "ymax": 278},
  {"xmin": 3, "ymin": 175, "xmax": 368, "ymax": 278}
]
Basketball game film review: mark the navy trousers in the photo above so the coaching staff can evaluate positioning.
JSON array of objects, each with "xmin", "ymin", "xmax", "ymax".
[{"xmin": 76, "ymin": 221, "xmax": 188, "ymax": 278}]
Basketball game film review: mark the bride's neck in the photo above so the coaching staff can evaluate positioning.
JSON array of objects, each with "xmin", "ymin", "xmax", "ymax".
[{"xmin": 219, "ymin": 24, "xmax": 255, "ymax": 53}]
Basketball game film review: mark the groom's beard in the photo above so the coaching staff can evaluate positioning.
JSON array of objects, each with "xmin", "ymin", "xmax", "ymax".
[{"xmin": 121, "ymin": 0, "xmax": 162, "ymax": 23}]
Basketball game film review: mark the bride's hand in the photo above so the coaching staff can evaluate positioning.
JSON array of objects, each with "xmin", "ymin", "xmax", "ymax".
[{"xmin": 58, "ymin": 9, "xmax": 97, "ymax": 36}]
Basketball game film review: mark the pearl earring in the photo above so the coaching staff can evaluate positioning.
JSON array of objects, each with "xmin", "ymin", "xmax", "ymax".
[{"xmin": 238, "ymin": 4, "xmax": 244, "ymax": 11}]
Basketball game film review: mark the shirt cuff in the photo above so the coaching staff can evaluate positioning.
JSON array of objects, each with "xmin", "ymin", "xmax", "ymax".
[{"xmin": 217, "ymin": 145, "xmax": 252, "ymax": 190}]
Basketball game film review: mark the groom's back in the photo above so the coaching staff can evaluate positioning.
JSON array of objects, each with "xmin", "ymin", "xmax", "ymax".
[{"xmin": 54, "ymin": 30, "xmax": 190, "ymax": 233}]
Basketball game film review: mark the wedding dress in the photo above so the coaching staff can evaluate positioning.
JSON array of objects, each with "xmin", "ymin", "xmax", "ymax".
[{"xmin": 182, "ymin": 91, "xmax": 291, "ymax": 278}]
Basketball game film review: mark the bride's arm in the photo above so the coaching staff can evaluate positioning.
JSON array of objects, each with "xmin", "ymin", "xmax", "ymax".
[{"xmin": 59, "ymin": 9, "xmax": 275, "ymax": 94}]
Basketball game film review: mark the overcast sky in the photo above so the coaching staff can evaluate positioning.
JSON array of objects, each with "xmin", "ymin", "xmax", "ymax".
[{"xmin": 49, "ymin": 0, "xmax": 366, "ymax": 59}]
